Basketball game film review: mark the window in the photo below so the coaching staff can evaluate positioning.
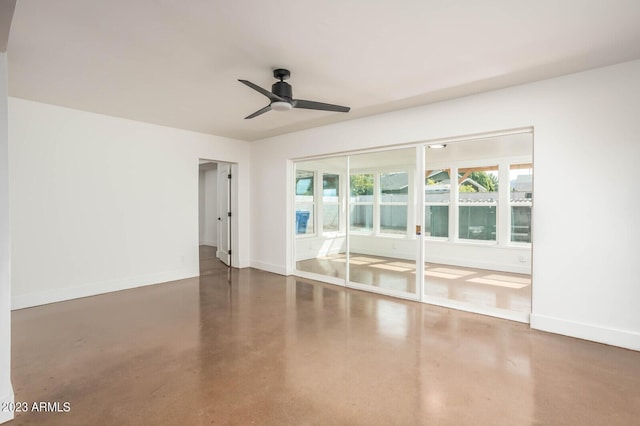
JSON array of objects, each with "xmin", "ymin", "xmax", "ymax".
[
  {"xmin": 349, "ymin": 173, "xmax": 374, "ymax": 233},
  {"xmin": 295, "ymin": 169, "xmax": 314, "ymax": 235},
  {"xmin": 458, "ymin": 166, "xmax": 498, "ymax": 241},
  {"xmin": 425, "ymin": 169, "xmax": 450, "ymax": 237},
  {"xmin": 510, "ymin": 164, "xmax": 533, "ymax": 243},
  {"xmin": 322, "ymin": 173, "xmax": 340, "ymax": 232},
  {"xmin": 379, "ymin": 171, "xmax": 408, "ymax": 235}
]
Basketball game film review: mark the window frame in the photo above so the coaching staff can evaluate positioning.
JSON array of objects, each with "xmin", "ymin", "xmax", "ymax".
[
  {"xmin": 424, "ymin": 157, "xmax": 532, "ymax": 247},
  {"xmin": 294, "ymin": 168, "xmax": 316, "ymax": 238},
  {"xmin": 349, "ymin": 167, "xmax": 414, "ymax": 237},
  {"xmin": 508, "ymin": 162, "xmax": 533, "ymax": 245},
  {"xmin": 322, "ymin": 172, "xmax": 342, "ymax": 234},
  {"xmin": 425, "ymin": 168, "xmax": 451, "ymax": 239},
  {"xmin": 456, "ymin": 164, "xmax": 500, "ymax": 243}
]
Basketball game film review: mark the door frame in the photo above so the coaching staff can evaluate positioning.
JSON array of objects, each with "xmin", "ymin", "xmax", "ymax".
[{"xmin": 198, "ymin": 159, "xmax": 238, "ymax": 268}]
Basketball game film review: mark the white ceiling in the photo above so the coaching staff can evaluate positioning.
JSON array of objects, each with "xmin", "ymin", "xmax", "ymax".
[{"xmin": 7, "ymin": 0, "xmax": 640, "ymax": 141}]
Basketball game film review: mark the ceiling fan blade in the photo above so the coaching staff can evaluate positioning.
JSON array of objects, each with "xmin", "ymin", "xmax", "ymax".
[
  {"xmin": 293, "ymin": 99, "xmax": 350, "ymax": 113},
  {"xmin": 238, "ymin": 79, "xmax": 285, "ymax": 102},
  {"xmin": 244, "ymin": 105, "xmax": 272, "ymax": 119}
]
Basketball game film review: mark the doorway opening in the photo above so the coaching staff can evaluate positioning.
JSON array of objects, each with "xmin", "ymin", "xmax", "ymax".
[
  {"xmin": 199, "ymin": 160, "xmax": 234, "ymax": 272},
  {"xmin": 292, "ymin": 130, "xmax": 533, "ymax": 322}
]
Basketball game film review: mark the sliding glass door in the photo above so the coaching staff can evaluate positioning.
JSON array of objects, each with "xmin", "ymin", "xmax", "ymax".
[
  {"xmin": 423, "ymin": 133, "xmax": 533, "ymax": 320},
  {"xmin": 294, "ymin": 131, "xmax": 533, "ymax": 321},
  {"xmin": 347, "ymin": 149, "xmax": 419, "ymax": 299},
  {"xmin": 294, "ymin": 157, "xmax": 347, "ymax": 283}
]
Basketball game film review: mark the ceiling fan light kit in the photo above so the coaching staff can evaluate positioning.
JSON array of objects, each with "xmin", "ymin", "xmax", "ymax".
[
  {"xmin": 271, "ymin": 101, "xmax": 292, "ymax": 112},
  {"xmin": 239, "ymin": 68, "xmax": 350, "ymax": 119}
]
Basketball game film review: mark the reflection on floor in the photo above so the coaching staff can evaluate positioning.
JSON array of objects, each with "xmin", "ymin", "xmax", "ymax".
[
  {"xmin": 297, "ymin": 253, "xmax": 531, "ymax": 313},
  {"xmin": 199, "ymin": 245, "xmax": 222, "ymax": 276},
  {"xmin": 10, "ymin": 250, "xmax": 640, "ymax": 424}
]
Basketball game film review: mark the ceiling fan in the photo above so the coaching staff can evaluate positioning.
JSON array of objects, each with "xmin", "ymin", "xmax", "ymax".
[{"xmin": 239, "ymin": 69, "xmax": 350, "ymax": 119}]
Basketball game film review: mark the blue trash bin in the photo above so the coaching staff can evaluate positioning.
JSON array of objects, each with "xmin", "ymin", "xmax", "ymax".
[{"xmin": 296, "ymin": 210, "xmax": 310, "ymax": 234}]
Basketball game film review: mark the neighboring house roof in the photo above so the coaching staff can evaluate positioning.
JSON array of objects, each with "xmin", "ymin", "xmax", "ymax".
[
  {"xmin": 380, "ymin": 172, "xmax": 408, "ymax": 192},
  {"xmin": 511, "ymin": 175, "xmax": 533, "ymax": 192}
]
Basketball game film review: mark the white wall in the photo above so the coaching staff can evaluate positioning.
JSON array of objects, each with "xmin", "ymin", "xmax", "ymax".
[
  {"xmin": 9, "ymin": 98, "xmax": 251, "ymax": 309},
  {"xmin": 0, "ymin": 53, "xmax": 14, "ymax": 424},
  {"xmin": 251, "ymin": 60, "xmax": 640, "ymax": 350},
  {"xmin": 198, "ymin": 167, "xmax": 218, "ymax": 246}
]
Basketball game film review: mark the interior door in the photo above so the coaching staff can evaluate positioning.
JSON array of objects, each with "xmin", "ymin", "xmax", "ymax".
[{"xmin": 217, "ymin": 163, "xmax": 231, "ymax": 266}]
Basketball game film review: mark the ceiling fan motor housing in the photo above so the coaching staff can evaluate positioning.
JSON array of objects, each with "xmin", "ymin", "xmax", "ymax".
[{"xmin": 272, "ymin": 81, "xmax": 293, "ymax": 101}]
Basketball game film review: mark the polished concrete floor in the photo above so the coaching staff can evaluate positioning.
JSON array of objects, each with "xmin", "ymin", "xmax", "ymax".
[
  {"xmin": 297, "ymin": 253, "xmax": 531, "ymax": 313},
  {"xmin": 10, "ymin": 246, "xmax": 640, "ymax": 425}
]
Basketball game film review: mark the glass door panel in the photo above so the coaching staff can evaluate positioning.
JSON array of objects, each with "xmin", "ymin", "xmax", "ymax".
[
  {"xmin": 295, "ymin": 157, "xmax": 347, "ymax": 280},
  {"xmin": 348, "ymin": 148, "xmax": 418, "ymax": 298},
  {"xmin": 424, "ymin": 134, "xmax": 533, "ymax": 318}
]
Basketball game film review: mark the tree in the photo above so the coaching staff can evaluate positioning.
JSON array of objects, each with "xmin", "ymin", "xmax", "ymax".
[
  {"xmin": 350, "ymin": 174, "xmax": 374, "ymax": 195},
  {"xmin": 460, "ymin": 171, "xmax": 498, "ymax": 192}
]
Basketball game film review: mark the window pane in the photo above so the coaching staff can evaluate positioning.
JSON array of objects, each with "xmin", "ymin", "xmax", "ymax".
[
  {"xmin": 426, "ymin": 169, "xmax": 450, "ymax": 203},
  {"xmin": 323, "ymin": 204, "xmax": 340, "ymax": 232},
  {"xmin": 295, "ymin": 204, "xmax": 314, "ymax": 235},
  {"xmin": 380, "ymin": 205, "xmax": 407, "ymax": 234},
  {"xmin": 380, "ymin": 172, "xmax": 408, "ymax": 201},
  {"xmin": 458, "ymin": 166, "xmax": 498, "ymax": 203},
  {"xmin": 350, "ymin": 174, "xmax": 374, "ymax": 197},
  {"xmin": 510, "ymin": 164, "xmax": 533, "ymax": 202},
  {"xmin": 458, "ymin": 206, "xmax": 496, "ymax": 240},
  {"xmin": 350, "ymin": 205, "xmax": 373, "ymax": 232},
  {"xmin": 296, "ymin": 170, "xmax": 314, "ymax": 197},
  {"xmin": 425, "ymin": 205, "xmax": 449, "ymax": 237},
  {"xmin": 511, "ymin": 206, "xmax": 531, "ymax": 243},
  {"xmin": 323, "ymin": 173, "xmax": 339, "ymax": 198}
]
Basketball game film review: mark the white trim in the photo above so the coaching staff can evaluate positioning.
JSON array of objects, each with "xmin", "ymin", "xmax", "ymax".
[
  {"xmin": 0, "ymin": 389, "xmax": 14, "ymax": 424},
  {"xmin": 425, "ymin": 295, "xmax": 530, "ymax": 323},
  {"xmin": 11, "ymin": 268, "xmax": 198, "ymax": 310},
  {"xmin": 201, "ymin": 239, "xmax": 217, "ymax": 247},
  {"xmin": 250, "ymin": 260, "xmax": 287, "ymax": 276},
  {"xmin": 530, "ymin": 314, "xmax": 640, "ymax": 351}
]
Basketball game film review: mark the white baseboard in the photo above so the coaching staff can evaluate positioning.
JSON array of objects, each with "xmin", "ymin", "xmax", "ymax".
[
  {"xmin": 531, "ymin": 314, "xmax": 640, "ymax": 351},
  {"xmin": 201, "ymin": 239, "xmax": 218, "ymax": 247},
  {"xmin": 250, "ymin": 260, "xmax": 287, "ymax": 276},
  {"xmin": 12, "ymin": 268, "xmax": 199, "ymax": 310},
  {"xmin": 0, "ymin": 389, "xmax": 15, "ymax": 424}
]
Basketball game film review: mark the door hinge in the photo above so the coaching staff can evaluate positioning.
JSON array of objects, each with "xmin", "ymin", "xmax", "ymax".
[
  {"xmin": 227, "ymin": 173, "xmax": 231, "ymax": 179},
  {"xmin": 228, "ymin": 250, "xmax": 232, "ymax": 255},
  {"xmin": 227, "ymin": 212, "xmax": 232, "ymax": 217}
]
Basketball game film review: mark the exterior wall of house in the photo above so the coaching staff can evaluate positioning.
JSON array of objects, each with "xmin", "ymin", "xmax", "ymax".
[
  {"xmin": 251, "ymin": 60, "xmax": 640, "ymax": 350},
  {"xmin": 8, "ymin": 98, "xmax": 250, "ymax": 309}
]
